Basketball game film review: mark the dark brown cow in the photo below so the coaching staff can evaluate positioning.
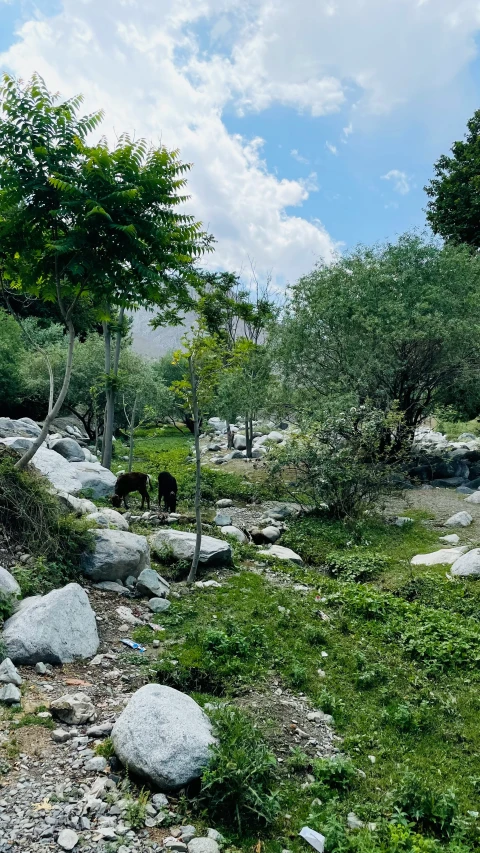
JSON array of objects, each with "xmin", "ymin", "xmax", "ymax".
[
  {"xmin": 158, "ymin": 471, "xmax": 178, "ymax": 513},
  {"xmin": 111, "ymin": 472, "xmax": 151, "ymax": 510}
]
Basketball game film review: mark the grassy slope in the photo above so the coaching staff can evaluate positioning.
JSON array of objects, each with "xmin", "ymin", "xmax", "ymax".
[{"xmin": 115, "ymin": 430, "xmax": 480, "ymax": 850}]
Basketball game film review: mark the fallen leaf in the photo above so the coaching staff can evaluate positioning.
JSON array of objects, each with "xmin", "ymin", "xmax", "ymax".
[
  {"xmin": 255, "ymin": 842, "xmax": 263, "ymax": 853},
  {"xmin": 34, "ymin": 798, "xmax": 52, "ymax": 812}
]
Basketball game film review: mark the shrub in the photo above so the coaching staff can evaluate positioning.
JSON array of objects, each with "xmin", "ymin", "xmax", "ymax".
[
  {"xmin": 197, "ymin": 706, "xmax": 280, "ymax": 830},
  {"xmin": 326, "ymin": 551, "xmax": 390, "ymax": 582},
  {"xmin": 391, "ymin": 772, "xmax": 459, "ymax": 838},
  {"xmin": 0, "ymin": 592, "xmax": 15, "ymax": 623},
  {"xmin": 312, "ymin": 756, "xmax": 357, "ymax": 793},
  {"xmin": 125, "ymin": 789, "xmax": 150, "ymax": 829},
  {"xmin": 267, "ymin": 406, "xmax": 405, "ymax": 519},
  {"xmin": 286, "ymin": 747, "xmax": 310, "ymax": 773}
]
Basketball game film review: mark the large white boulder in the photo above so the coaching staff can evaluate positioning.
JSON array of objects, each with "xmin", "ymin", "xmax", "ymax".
[
  {"xmin": 111, "ymin": 684, "xmax": 215, "ymax": 790},
  {"xmin": 0, "ymin": 566, "xmax": 21, "ymax": 598},
  {"xmin": 444, "ymin": 511, "xmax": 473, "ymax": 528},
  {"xmin": 220, "ymin": 525, "xmax": 247, "ymax": 544},
  {"xmin": 0, "ymin": 438, "xmax": 81, "ymax": 494},
  {"xmin": 68, "ymin": 461, "xmax": 116, "ymax": 498},
  {"xmin": 233, "ymin": 434, "xmax": 247, "ymax": 450},
  {"xmin": 3, "ymin": 583, "xmax": 99, "ymax": 665},
  {"xmin": 451, "ymin": 548, "xmax": 480, "ymax": 577},
  {"xmin": 86, "ymin": 509, "xmax": 129, "ymax": 531},
  {"xmin": 410, "ymin": 547, "xmax": 468, "ymax": 566},
  {"xmin": 0, "ymin": 417, "xmax": 41, "ymax": 438},
  {"xmin": 258, "ymin": 544, "xmax": 303, "ymax": 564},
  {"xmin": 136, "ymin": 568, "xmax": 170, "ymax": 598},
  {"xmin": 149, "ymin": 530, "xmax": 232, "ymax": 568},
  {"xmin": 465, "ymin": 492, "xmax": 480, "ymax": 504},
  {"xmin": 81, "ymin": 529, "xmax": 150, "ymax": 582},
  {"xmin": 57, "ymin": 492, "xmax": 97, "ymax": 516}
]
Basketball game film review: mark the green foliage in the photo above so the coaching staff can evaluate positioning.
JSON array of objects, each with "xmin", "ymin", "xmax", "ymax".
[
  {"xmin": 0, "ymin": 592, "xmax": 15, "ymax": 622},
  {"xmin": 198, "ymin": 705, "xmax": 280, "ymax": 830},
  {"xmin": 125, "ymin": 789, "xmax": 150, "ymax": 829},
  {"xmin": 425, "ymin": 110, "xmax": 480, "ymax": 249},
  {"xmin": 392, "ymin": 773, "xmax": 459, "ymax": 838},
  {"xmin": 0, "ymin": 309, "xmax": 25, "ymax": 415},
  {"xmin": 268, "ymin": 406, "xmax": 405, "ymax": 518},
  {"xmin": 312, "ymin": 756, "xmax": 357, "ymax": 792},
  {"xmin": 326, "ymin": 551, "xmax": 390, "ymax": 582},
  {"xmin": 286, "ymin": 747, "xmax": 310, "ymax": 772},
  {"xmin": 95, "ymin": 737, "xmax": 115, "ymax": 759}
]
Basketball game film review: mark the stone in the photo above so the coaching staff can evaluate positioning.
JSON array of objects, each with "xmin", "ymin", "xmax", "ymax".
[
  {"xmin": 115, "ymin": 606, "xmax": 143, "ymax": 626},
  {"xmin": 136, "ymin": 568, "xmax": 170, "ymax": 598},
  {"xmin": 188, "ymin": 839, "xmax": 220, "ymax": 853},
  {"xmin": 266, "ymin": 431, "xmax": 284, "ymax": 443},
  {"xmin": 56, "ymin": 492, "xmax": 97, "ymax": 516},
  {"xmin": 94, "ymin": 581, "xmax": 130, "ymax": 596},
  {"xmin": 457, "ymin": 486, "xmax": 475, "ymax": 495},
  {"xmin": 207, "ymin": 830, "xmax": 225, "ymax": 845},
  {"xmin": 0, "ymin": 683, "xmax": 21, "ymax": 704},
  {"xmin": 87, "ymin": 509, "xmax": 129, "ymax": 530},
  {"xmin": 68, "ymin": 460, "xmax": 117, "ymax": 498},
  {"xmin": 220, "ymin": 525, "xmax": 247, "ymax": 543},
  {"xmin": 180, "ymin": 826, "xmax": 197, "ymax": 843},
  {"xmin": 226, "ymin": 450, "xmax": 244, "ymax": 460},
  {"xmin": 52, "ymin": 729, "xmax": 72, "ymax": 743},
  {"xmin": 35, "ymin": 662, "xmax": 48, "ymax": 674},
  {"xmin": 87, "ymin": 722, "xmax": 114, "ymax": 737},
  {"xmin": 439, "ymin": 534, "xmax": 460, "ymax": 545},
  {"xmin": 260, "ymin": 525, "xmax": 282, "ymax": 543},
  {"xmin": 150, "ymin": 529, "xmax": 232, "ymax": 568},
  {"xmin": 81, "ymin": 529, "xmax": 150, "ymax": 582},
  {"xmin": 50, "ymin": 692, "xmax": 95, "ymax": 725},
  {"xmin": 233, "ymin": 434, "xmax": 246, "ymax": 450},
  {"xmin": 410, "ymin": 547, "xmax": 468, "ymax": 566},
  {"xmin": 214, "ymin": 512, "xmax": 232, "ymax": 527},
  {"xmin": 451, "ymin": 548, "xmax": 480, "ymax": 577},
  {"xmin": 147, "ymin": 598, "xmax": 171, "ymax": 613},
  {"xmin": 111, "ymin": 684, "xmax": 215, "ymax": 790},
  {"xmin": 0, "ymin": 566, "xmax": 21, "ymax": 597},
  {"xmin": 0, "ymin": 437, "xmax": 109, "ymax": 496},
  {"xmin": 57, "ymin": 828, "xmax": 79, "ymax": 850},
  {"xmin": 258, "ymin": 544, "xmax": 303, "ymax": 564},
  {"xmin": 444, "ymin": 511, "xmax": 473, "ymax": 528},
  {"xmin": 51, "ymin": 438, "xmax": 86, "ymax": 462},
  {"xmin": 0, "ymin": 416, "xmax": 41, "ymax": 438},
  {"xmin": 3, "ymin": 583, "xmax": 99, "ymax": 665},
  {"xmin": 459, "ymin": 432, "xmax": 478, "ymax": 441},
  {"xmin": 465, "ymin": 491, "xmax": 480, "ymax": 504},
  {"xmin": 394, "ymin": 517, "xmax": 414, "ymax": 527},
  {"xmin": 216, "ymin": 499, "xmax": 233, "ymax": 508},
  {"xmin": 125, "ymin": 575, "xmax": 137, "ymax": 591},
  {"xmin": 152, "ymin": 793, "xmax": 169, "ymax": 810},
  {"xmin": 0, "ymin": 658, "xmax": 22, "ymax": 686},
  {"xmin": 85, "ymin": 756, "xmax": 107, "ymax": 772}
]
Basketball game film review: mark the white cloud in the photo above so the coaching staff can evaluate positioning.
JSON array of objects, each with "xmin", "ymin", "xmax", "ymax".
[
  {"xmin": 342, "ymin": 122, "xmax": 353, "ymax": 142},
  {"xmin": 326, "ymin": 141, "xmax": 338, "ymax": 155},
  {"xmin": 381, "ymin": 169, "xmax": 412, "ymax": 195},
  {"xmin": 291, "ymin": 148, "xmax": 309, "ymax": 164}
]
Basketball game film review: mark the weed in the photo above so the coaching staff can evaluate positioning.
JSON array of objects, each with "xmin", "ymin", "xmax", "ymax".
[
  {"xmin": 95, "ymin": 737, "xmax": 115, "ymax": 759},
  {"xmin": 0, "ymin": 592, "xmax": 14, "ymax": 623},
  {"xmin": 326, "ymin": 551, "xmax": 390, "ymax": 582},
  {"xmin": 312, "ymin": 756, "xmax": 357, "ymax": 793},
  {"xmin": 286, "ymin": 747, "xmax": 310, "ymax": 773},
  {"xmin": 197, "ymin": 705, "xmax": 280, "ymax": 830},
  {"xmin": 15, "ymin": 713, "xmax": 55, "ymax": 730},
  {"xmin": 125, "ymin": 789, "xmax": 150, "ymax": 829},
  {"xmin": 391, "ymin": 772, "xmax": 459, "ymax": 838}
]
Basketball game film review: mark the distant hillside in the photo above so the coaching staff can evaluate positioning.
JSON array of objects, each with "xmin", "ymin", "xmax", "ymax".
[{"xmin": 130, "ymin": 308, "xmax": 196, "ymax": 358}]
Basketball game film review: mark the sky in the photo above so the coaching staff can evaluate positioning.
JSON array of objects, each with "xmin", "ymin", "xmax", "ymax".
[{"xmin": 1, "ymin": 0, "xmax": 480, "ymax": 292}]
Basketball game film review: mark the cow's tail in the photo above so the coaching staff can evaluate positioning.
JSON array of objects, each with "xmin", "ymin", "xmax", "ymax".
[{"xmin": 146, "ymin": 474, "xmax": 153, "ymax": 491}]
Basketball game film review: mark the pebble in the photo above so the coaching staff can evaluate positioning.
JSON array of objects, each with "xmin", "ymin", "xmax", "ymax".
[
  {"xmin": 152, "ymin": 793, "xmax": 169, "ymax": 810},
  {"xmin": 57, "ymin": 828, "xmax": 79, "ymax": 850},
  {"xmin": 84, "ymin": 756, "xmax": 107, "ymax": 772},
  {"xmin": 0, "ymin": 683, "xmax": 21, "ymax": 704}
]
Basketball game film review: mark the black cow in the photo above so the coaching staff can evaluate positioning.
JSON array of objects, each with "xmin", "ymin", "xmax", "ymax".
[
  {"xmin": 111, "ymin": 472, "xmax": 151, "ymax": 510},
  {"xmin": 158, "ymin": 471, "xmax": 178, "ymax": 513}
]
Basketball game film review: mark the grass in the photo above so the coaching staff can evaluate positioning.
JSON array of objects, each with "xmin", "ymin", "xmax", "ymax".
[{"xmin": 150, "ymin": 507, "xmax": 480, "ymax": 852}]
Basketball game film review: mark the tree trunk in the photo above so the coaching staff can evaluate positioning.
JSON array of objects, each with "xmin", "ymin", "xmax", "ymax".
[
  {"xmin": 226, "ymin": 422, "xmax": 234, "ymax": 449},
  {"xmin": 102, "ymin": 306, "xmax": 125, "ymax": 470},
  {"xmin": 245, "ymin": 415, "xmax": 253, "ymax": 459},
  {"xmin": 128, "ymin": 395, "xmax": 138, "ymax": 473},
  {"xmin": 187, "ymin": 356, "xmax": 202, "ymax": 584},
  {"xmin": 15, "ymin": 321, "xmax": 76, "ymax": 471}
]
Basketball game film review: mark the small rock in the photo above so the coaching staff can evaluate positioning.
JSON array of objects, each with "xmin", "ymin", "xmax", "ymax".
[
  {"xmin": 87, "ymin": 722, "xmax": 113, "ymax": 737},
  {"xmin": 152, "ymin": 793, "xmax": 169, "ymax": 810},
  {"xmin": 188, "ymin": 839, "xmax": 220, "ymax": 853},
  {"xmin": 207, "ymin": 830, "xmax": 225, "ymax": 845},
  {"xmin": 136, "ymin": 568, "xmax": 170, "ymax": 599},
  {"xmin": 147, "ymin": 598, "xmax": 171, "ymax": 613},
  {"xmin": 410, "ymin": 547, "xmax": 467, "ymax": 566},
  {"xmin": 94, "ymin": 582, "xmax": 131, "ymax": 596},
  {"xmin": 85, "ymin": 756, "xmax": 107, "ymax": 772},
  {"xmin": 115, "ymin": 606, "xmax": 143, "ymax": 626},
  {"xmin": 0, "ymin": 658, "xmax": 22, "ymax": 686},
  {"xmin": 220, "ymin": 525, "xmax": 247, "ymax": 543},
  {"xmin": 57, "ymin": 828, "xmax": 79, "ymax": 850},
  {"xmin": 37, "ymin": 711, "xmax": 52, "ymax": 719},
  {"xmin": 52, "ymin": 729, "xmax": 72, "ymax": 743},
  {"xmin": 214, "ymin": 512, "xmax": 232, "ymax": 527},
  {"xmin": 444, "ymin": 511, "xmax": 473, "ymax": 528},
  {"xmin": 394, "ymin": 516, "xmax": 414, "ymax": 527},
  {"xmin": 0, "ymin": 683, "xmax": 21, "ymax": 704},
  {"xmin": 216, "ymin": 499, "xmax": 233, "ymax": 508},
  {"xmin": 50, "ymin": 692, "xmax": 95, "ymax": 725},
  {"xmin": 439, "ymin": 534, "xmax": 460, "ymax": 545},
  {"xmin": 195, "ymin": 580, "xmax": 222, "ymax": 589},
  {"xmin": 35, "ymin": 662, "xmax": 48, "ymax": 675},
  {"xmin": 180, "ymin": 826, "xmax": 197, "ymax": 843},
  {"xmin": 165, "ymin": 841, "xmax": 188, "ymax": 852},
  {"xmin": 0, "ymin": 566, "xmax": 21, "ymax": 597},
  {"xmin": 258, "ymin": 544, "xmax": 303, "ymax": 564}
]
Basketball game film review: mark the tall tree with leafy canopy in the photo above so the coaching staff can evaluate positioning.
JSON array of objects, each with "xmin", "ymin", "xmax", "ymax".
[
  {"xmin": 0, "ymin": 74, "xmax": 212, "ymax": 470},
  {"xmin": 425, "ymin": 110, "xmax": 480, "ymax": 247}
]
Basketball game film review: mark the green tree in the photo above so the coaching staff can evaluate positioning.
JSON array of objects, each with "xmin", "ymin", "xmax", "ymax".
[
  {"xmin": 275, "ymin": 233, "xmax": 480, "ymax": 454},
  {"xmin": 425, "ymin": 110, "xmax": 480, "ymax": 247},
  {"xmin": 0, "ymin": 308, "xmax": 25, "ymax": 413},
  {"xmin": 120, "ymin": 355, "xmax": 175, "ymax": 471}
]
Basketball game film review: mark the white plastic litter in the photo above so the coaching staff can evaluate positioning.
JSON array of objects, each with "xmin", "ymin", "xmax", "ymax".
[{"xmin": 299, "ymin": 827, "xmax": 326, "ymax": 853}]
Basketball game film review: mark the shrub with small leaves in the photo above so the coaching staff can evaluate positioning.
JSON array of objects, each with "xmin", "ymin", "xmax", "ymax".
[{"xmin": 312, "ymin": 756, "xmax": 357, "ymax": 793}]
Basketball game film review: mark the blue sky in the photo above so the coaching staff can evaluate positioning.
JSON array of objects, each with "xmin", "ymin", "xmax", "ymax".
[{"xmin": 1, "ymin": 0, "xmax": 480, "ymax": 285}]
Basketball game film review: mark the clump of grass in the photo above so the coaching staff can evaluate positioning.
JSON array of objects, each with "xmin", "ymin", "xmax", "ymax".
[
  {"xmin": 197, "ymin": 705, "xmax": 280, "ymax": 830},
  {"xmin": 125, "ymin": 789, "xmax": 150, "ymax": 828},
  {"xmin": 312, "ymin": 755, "xmax": 357, "ymax": 793},
  {"xmin": 95, "ymin": 737, "xmax": 115, "ymax": 759}
]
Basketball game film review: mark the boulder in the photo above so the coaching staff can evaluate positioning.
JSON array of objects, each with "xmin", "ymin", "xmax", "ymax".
[
  {"xmin": 68, "ymin": 461, "xmax": 116, "ymax": 498},
  {"xmin": 0, "ymin": 417, "xmax": 41, "ymax": 438},
  {"xmin": 188, "ymin": 841, "xmax": 220, "ymax": 853},
  {"xmin": 94, "ymin": 581, "xmax": 130, "ymax": 596},
  {"xmin": 50, "ymin": 692, "xmax": 95, "ymax": 725},
  {"xmin": 233, "ymin": 434, "xmax": 246, "ymax": 450},
  {"xmin": 465, "ymin": 492, "xmax": 480, "ymax": 504},
  {"xmin": 260, "ymin": 525, "xmax": 282, "ymax": 543},
  {"xmin": 51, "ymin": 438, "xmax": 86, "ymax": 462},
  {"xmin": 57, "ymin": 492, "xmax": 97, "ymax": 516},
  {"xmin": 136, "ymin": 568, "xmax": 170, "ymax": 598},
  {"xmin": 439, "ymin": 534, "xmax": 460, "ymax": 545},
  {"xmin": 80, "ymin": 529, "xmax": 150, "ymax": 582},
  {"xmin": 410, "ymin": 547, "xmax": 468, "ymax": 566},
  {"xmin": 0, "ymin": 438, "xmax": 81, "ymax": 494},
  {"xmin": 208, "ymin": 417, "xmax": 227, "ymax": 432},
  {"xmin": 111, "ymin": 684, "xmax": 215, "ymax": 790},
  {"xmin": 86, "ymin": 509, "xmax": 129, "ymax": 530},
  {"xmin": 444, "ymin": 511, "xmax": 473, "ymax": 528},
  {"xmin": 0, "ymin": 683, "xmax": 21, "ymax": 704},
  {"xmin": 459, "ymin": 433, "xmax": 478, "ymax": 441},
  {"xmin": 0, "ymin": 566, "xmax": 21, "ymax": 597},
  {"xmin": 220, "ymin": 525, "xmax": 247, "ymax": 544},
  {"xmin": 216, "ymin": 499, "xmax": 233, "ymax": 508},
  {"xmin": 266, "ymin": 431, "xmax": 284, "ymax": 443},
  {"xmin": 147, "ymin": 598, "xmax": 171, "ymax": 613},
  {"xmin": 258, "ymin": 544, "xmax": 303, "ymax": 564},
  {"xmin": 451, "ymin": 548, "xmax": 480, "ymax": 577},
  {"xmin": 3, "ymin": 583, "xmax": 99, "ymax": 665},
  {"xmin": 0, "ymin": 658, "xmax": 22, "ymax": 686},
  {"xmin": 214, "ymin": 512, "xmax": 231, "ymax": 527},
  {"xmin": 149, "ymin": 530, "xmax": 232, "ymax": 568}
]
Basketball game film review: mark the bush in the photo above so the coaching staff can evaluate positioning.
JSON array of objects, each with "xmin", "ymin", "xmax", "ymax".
[
  {"xmin": 267, "ymin": 406, "xmax": 405, "ymax": 519},
  {"xmin": 312, "ymin": 755, "xmax": 357, "ymax": 792},
  {"xmin": 197, "ymin": 705, "xmax": 280, "ymax": 830},
  {"xmin": 392, "ymin": 772, "xmax": 459, "ymax": 838},
  {"xmin": 326, "ymin": 551, "xmax": 390, "ymax": 582},
  {"xmin": 0, "ymin": 449, "xmax": 93, "ymax": 595}
]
